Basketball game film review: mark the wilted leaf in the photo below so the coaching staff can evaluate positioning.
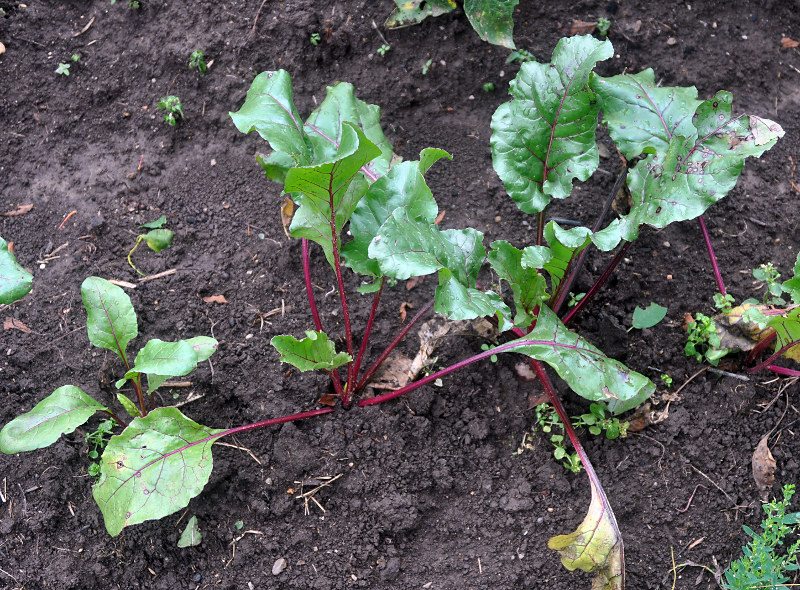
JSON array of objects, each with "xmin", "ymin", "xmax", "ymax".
[
  {"xmin": 490, "ymin": 36, "xmax": 613, "ymax": 214},
  {"xmin": 385, "ymin": 0, "xmax": 456, "ymax": 29},
  {"xmin": 280, "ymin": 197, "xmax": 295, "ymax": 238},
  {"xmin": 0, "ymin": 386, "xmax": 107, "ymax": 454},
  {"xmin": 271, "ymin": 330, "xmax": 352, "ymax": 371},
  {"xmin": 570, "ymin": 20, "xmax": 597, "ymax": 35},
  {"xmin": 752, "ymin": 436, "xmax": 776, "ymax": 492},
  {"xmin": 2, "ymin": 204, "xmax": 33, "ymax": 217},
  {"xmin": 178, "ymin": 516, "xmax": 203, "ymax": 548},
  {"xmin": 631, "ymin": 303, "xmax": 668, "ymax": 329},
  {"xmin": 781, "ymin": 37, "xmax": 800, "ymax": 49},
  {"xmin": 463, "ymin": 0, "xmax": 518, "ymax": 49},
  {"xmin": 399, "ymin": 301, "xmax": 413, "ymax": 322},
  {"xmin": 202, "ymin": 295, "xmax": 228, "ymax": 304},
  {"xmin": 93, "ymin": 407, "xmax": 223, "ymax": 536},
  {"xmin": 405, "ymin": 276, "xmax": 425, "ymax": 291},
  {"xmin": 81, "ymin": 277, "xmax": 138, "ymax": 364},
  {"xmin": 142, "ymin": 229, "xmax": 174, "ymax": 252},
  {"xmin": 4, "ymin": 317, "xmax": 31, "ymax": 333},
  {"xmin": 0, "ymin": 237, "xmax": 33, "ymax": 305},
  {"xmin": 140, "ymin": 215, "xmax": 167, "ymax": 229},
  {"xmin": 548, "ymin": 477, "xmax": 624, "ymax": 590}
]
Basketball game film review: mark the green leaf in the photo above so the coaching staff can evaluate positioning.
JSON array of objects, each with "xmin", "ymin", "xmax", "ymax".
[
  {"xmin": 140, "ymin": 215, "xmax": 167, "ymax": 229},
  {"xmin": 490, "ymin": 36, "xmax": 613, "ymax": 214},
  {"xmin": 285, "ymin": 123, "xmax": 381, "ymax": 268},
  {"xmin": 766, "ymin": 307, "xmax": 800, "ymax": 362},
  {"xmin": 124, "ymin": 339, "xmax": 198, "ymax": 393},
  {"xmin": 631, "ymin": 302, "xmax": 668, "ymax": 329},
  {"xmin": 229, "ymin": 70, "xmax": 312, "ymax": 166},
  {"xmin": 385, "ymin": 0, "xmax": 457, "ymax": 28},
  {"xmin": 595, "ymin": 91, "xmax": 784, "ymax": 249},
  {"xmin": 184, "ymin": 336, "xmax": 218, "ymax": 363},
  {"xmin": 342, "ymin": 152, "xmax": 449, "ymax": 277},
  {"xmin": 548, "ymin": 475, "xmax": 624, "ymax": 590},
  {"xmin": 782, "ymin": 252, "xmax": 800, "ymax": 305},
  {"xmin": 435, "ymin": 268, "xmax": 513, "ymax": 327},
  {"xmin": 463, "ymin": 0, "xmax": 518, "ymax": 49},
  {"xmin": 304, "ymin": 82, "xmax": 393, "ymax": 177},
  {"xmin": 592, "ymin": 70, "xmax": 702, "ymax": 158},
  {"xmin": 93, "ymin": 407, "xmax": 224, "ymax": 536},
  {"xmin": 0, "ymin": 386, "xmax": 107, "ymax": 454},
  {"xmin": 81, "ymin": 277, "xmax": 138, "ymax": 364},
  {"xmin": 540, "ymin": 221, "xmax": 592, "ymax": 294},
  {"xmin": 116, "ymin": 392, "xmax": 141, "ymax": 418},
  {"xmin": 0, "ymin": 237, "xmax": 33, "ymax": 305},
  {"xmin": 142, "ymin": 229, "xmax": 174, "ymax": 252},
  {"xmin": 507, "ymin": 306, "xmax": 654, "ymax": 414},
  {"xmin": 177, "ymin": 515, "xmax": 202, "ymax": 548},
  {"xmin": 488, "ymin": 240, "xmax": 548, "ymax": 328},
  {"xmin": 271, "ymin": 330, "xmax": 352, "ymax": 371},
  {"xmin": 256, "ymin": 151, "xmax": 294, "ymax": 184}
]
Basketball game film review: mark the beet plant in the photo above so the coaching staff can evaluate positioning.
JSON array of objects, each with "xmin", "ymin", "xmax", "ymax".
[{"xmin": 0, "ymin": 236, "xmax": 32, "ymax": 304}]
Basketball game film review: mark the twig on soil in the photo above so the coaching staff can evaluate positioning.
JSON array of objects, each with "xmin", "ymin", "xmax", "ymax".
[
  {"xmin": 790, "ymin": 156, "xmax": 800, "ymax": 195},
  {"xmin": 674, "ymin": 366, "xmax": 708, "ymax": 397},
  {"xmin": 58, "ymin": 210, "xmax": 77, "ymax": 229},
  {"xmin": 138, "ymin": 268, "xmax": 177, "ymax": 283},
  {"xmin": 0, "ymin": 478, "xmax": 5, "ymax": 503},
  {"xmin": 247, "ymin": 0, "xmax": 269, "ymax": 44},
  {"xmin": 73, "ymin": 15, "xmax": 95, "ymax": 37},
  {"xmin": 173, "ymin": 393, "xmax": 204, "ymax": 408},
  {"xmin": 670, "ymin": 546, "xmax": 677, "ymax": 590},
  {"xmin": 707, "ymin": 368, "xmax": 749, "ymax": 381},
  {"xmin": 108, "ymin": 279, "xmax": 137, "ymax": 289},
  {"xmin": 295, "ymin": 474, "xmax": 343, "ymax": 515},
  {"xmin": 17, "ymin": 484, "xmax": 27, "ymax": 516},
  {"xmin": 226, "ymin": 530, "xmax": 264, "ymax": 567},
  {"xmin": 216, "ymin": 439, "xmax": 262, "ymax": 465},
  {"xmin": 682, "ymin": 459, "xmax": 736, "ymax": 505},
  {"xmin": 676, "ymin": 484, "xmax": 708, "ymax": 513},
  {"xmin": 0, "ymin": 566, "xmax": 19, "ymax": 584}
]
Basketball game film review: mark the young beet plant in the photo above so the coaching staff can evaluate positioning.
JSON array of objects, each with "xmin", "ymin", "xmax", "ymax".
[{"xmin": 0, "ymin": 237, "xmax": 33, "ymax": 304}]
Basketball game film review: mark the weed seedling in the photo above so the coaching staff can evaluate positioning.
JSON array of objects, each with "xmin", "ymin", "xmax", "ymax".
[
  {"xmin": 660, "ymin": 373, "xmax": 673, "ymax": 388},
  {"xmin": 188, "ymin": 50, "xmax": 207, "ymax": 76},
  {"xmin": 482, "ymin": 82, "xmax": 495, "ymax": 92},
  {"xmin": 685, "ymin": 313, "xmax": 728, "ymax": 365},
  {"xmin": 55, "ymin": 62, "xmax": 70, "ymax": 76},
  {"xmin": 567, "ymin": 292, "xmax": 585, "ymax": 308},
  {"xmin": 377, "ymin": 44, "xmax": 391, "ymax": 56},
  {"xmin": 71, "ymin": 53, "xmax": 81, "ymax": 63},
  {"xmin": 86, "ymin": 419, "xmax": 116, "ymax": 477},
  {"xmin": 157, "ymin": 95, "xmax": 183, "ymax": 126},
  {"xmin": 309, "ymin": 32, "xmax": 321, "ymax": 45},
  {"xmin": 597, "ymin": 17, "xmax": 611, "ymax": 36},
  {"xmin": 421, "ymin": 58, "xmax": 432, "ymax": 75},
  {"xmin": 506, "ymin": 48, "xmax": 536, "ymax": 64},
  {"xmin": 754, "ymin": 263, "xmax": 785, "ymax": 305},
  {"xmin": 127, "ymin": 215, "xmax": 174, "ymax": 275}
]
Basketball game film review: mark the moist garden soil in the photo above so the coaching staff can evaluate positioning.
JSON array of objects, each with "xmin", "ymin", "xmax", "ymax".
[{"xmin": 2, "ymin": 1, "xmax": 800, "ymax": 588}]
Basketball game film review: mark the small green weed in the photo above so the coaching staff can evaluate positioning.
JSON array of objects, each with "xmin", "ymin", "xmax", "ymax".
[
  {"xmin": 754, "ymin": 262, "xmax": 785, "ymax": 305},
  {"xmin": 713, "ymin": 292, "xmax": 735, "ymax": 312},
  {"xmin": 310, "ymin": 33, "xmax": 321, "ymax": 46},
  {"xmin": 71, "ymin": 53, "xmax": 81, "ymax": 63},
  {"xmin": 482, "ymin": 82, "xmax": 495, "ymax": 92},
  {"xmin": 660, "ymin": 373, "xmax": 673, "ymax": 388},
  {"xmin": 505, "ymin": 48, "xmax": 536, "ymax": 64},
  {"xmin": 55, "ymin": 62, "xmax": 70, "ymax": 76},
  {"xmin": 723, "ymin": 484, "xmax": 800, "ymax": 590},
  {"xmin": 377, "ymin": 44, "xmax": 391, "ymax": 56},
  {"xmin": 189, "ymin": 50, "xmax": 207, "ymax": 76},
  {"xmin": 597, "ymin": 17, "xmax": 611, "ymax": 36},
  {"xmin": 567, "ymin": 292, "xmax": 586, "ymax": 308},
  {"xmin": 421, "ymin": 58, "xmax": 432, "ymax": 75},
  {"xmin": 685, "ymin": 312, "xmax": 728, "ymax": 365},
  {"xmin": 86, "ymin": 419, "xmax": 116, "ymax": 477},
  {"xmin": 157, "ymin": 95, "xmax": 184, "ymax": 127}
]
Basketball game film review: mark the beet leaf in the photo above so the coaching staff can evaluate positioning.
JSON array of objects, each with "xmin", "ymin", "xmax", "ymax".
[
  {"xmin": 81, "ymin": 277, "xmax": 138, "ymax": 365},
  {"xmin": 271, "ymin": 330, "xmax": 353, "ymax": 371},
  {"xmin": 0, "ymin": 237, "xmax": 32, "ymax": 304}
]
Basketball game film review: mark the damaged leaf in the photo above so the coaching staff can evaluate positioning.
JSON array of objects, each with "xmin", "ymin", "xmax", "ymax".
[{"xmin": 752, "ymin": 435, "xmax": 776, "ymax": 492}]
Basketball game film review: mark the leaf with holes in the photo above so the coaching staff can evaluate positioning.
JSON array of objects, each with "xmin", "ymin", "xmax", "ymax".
[
  {"xmin": 81, "ymin": 277, "xmax": 138, "ymax": 364},
  {"xmin": 464, "ymin": 0, "xmax": 518, "ymax": 48},
  {"xmin": 93, "ymin": 407, "xmax": 224, "ymax": 536},
  {"xmin": 490, "ymin": 35, "xmax": 613, "ymax": 214},
  {"xmin": 271, "ymin": 330, "xmax": 353, "ymax": 371},
  {"xmin": 0, "ymin": 386, "xmax": 107, "ymax": 454},
  {"xmin": 385, "ymin": 0, "xmax": 456, "ymax": 29},
  {"xmin": 0, "ymin": 237, "xmax": 33, "ymax": 304}
]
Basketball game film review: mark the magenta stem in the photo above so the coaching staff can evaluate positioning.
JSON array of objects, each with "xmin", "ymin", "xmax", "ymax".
[
  {"xmin": 562, "ymin": 241, "xmax": 631, "ymax": 325},
  {"xmin": 767, "ymin": 365, "xmax": 800, "ymax": 377},
  {"xmin": 354, "ymin": 298, "xmax": 435, "ymax": 393},
  {"xmin": 698, "ymin": 216, "xmax": 726, "ymax": 296},
  {"xmin": 102, "ymin": 409, "xmax": 129, "ymax": 429},
  {"xmin": 746, "ymin": 338, "xmax": 800, "ymax": 374},
  {"xmin": 746, "ymin": 331, "xmax": 777, "ymax": 365},
  {"xmin": 352, "ymin": 278, "xmax": 385, "ymax": 386},
  {"xmin": 217, "ymin": 407, "xmax": 335, "ymax": 439},
  {"xmin": 327, "ymin": 209, "xmax": 355, "ymax": 407}
]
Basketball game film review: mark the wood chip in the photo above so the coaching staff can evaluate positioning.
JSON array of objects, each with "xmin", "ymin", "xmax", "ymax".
[
  {"xmin": 2, "ymin": 204, "xmax": 33, "ymax": 217},
  {"xmin": 108, "ymin": 279, "xmax": 137, "ymax": 289},
  {"xmin": 73, "ymin": 15, "xmax": 95, "ymax": 37},
  {"xmin": 3, "ymin": 317, "xmax": 31, "ymax": 333},
  {"xmin": 781, "ymin": 37, "xmax": 800, "ymax": 49},
  {"xmin": 203, "ymin": 294, "xmax": 228, "ymax": 304}
]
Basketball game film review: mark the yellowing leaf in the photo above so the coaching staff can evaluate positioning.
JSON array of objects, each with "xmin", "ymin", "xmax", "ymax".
[{"xmin": 548, "ymin": 478, "xmax": 624, "ymax": 590}]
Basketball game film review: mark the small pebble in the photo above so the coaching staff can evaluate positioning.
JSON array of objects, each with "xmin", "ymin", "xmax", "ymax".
[
  {"xmin": 666, "ymin": 37, "xmax": 677, "ymax": 46},
  {"xmin": 494, "ymin": 215, "xmax": 502, "ymax": 222},
  {"xmin": 272, "ymin": 557, "xmax": 287, "ymax": 575},
  {"xmin": 662, "ymin": 241, "xmax": 670, "ymax": 248},
  {"xmin": 0, "ymin": 42, "xmax": 6, "ymax": 55}
]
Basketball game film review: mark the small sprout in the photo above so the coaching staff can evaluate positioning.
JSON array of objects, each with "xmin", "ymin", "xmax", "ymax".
[
  {"xmin": 55, "ymin": 62, "xmax": 70, "ymax": 76},
  {"xmin": 660, "ymin": 373, "xmax": 673, "ymax": 388},
  {"xmin": 482, "ymin": 82, "xmax": 495, "ymax": 92},
  {"xmin": 377, "ymin": 44, "xmax": 391, "ymax": 56},
  {"xmin": 480, "ymin": 343, "xmax": 498, "ymax": 363},
  {"xmin": 753, "ymin": 262, "xmax": 785, "ymax": 305},
  {"xmin": 309, "ymin": 32, "xmax": 321, "ymax": 46},
  {"xmin": 234, "ymin": 520, "xmax": 244, "ymax": 530},
  {"xmin": 567, "ymin": 292, "xmax": 585, "ymax": 308},
  {"xmin": 157, "ymin": 95, "xmax": 184, "ymax": 127},
  {"xmin": 596, "ymin": 17, "xmax": 611, "ymax": 36},
  {"xmin": 189, "ymin": 50, "xmax": 207, "ymax": 76},
  {"xmin": 86, "ymin": 419, "xmax": 116, "ymax": 477},
  {"xmin": 127, "ymin": 216, "xmax": 175, "ymax": 275},
  {"xmin": 128, "ymin": 0, "xmax": 140, "ymax": 7},
  {"xmin": 421, "ymin": 58, "xmax": 432, "ymax": 75},
  {"xmin": 71, "ymin": 53, "xmax": 82, "ymax": 63},
  {"xmin": 505, "ymin": 48, "xmax": 536, "ymax": 64},
  {"xmin": 685, "ymin": 313, "xmax": 729, "ymax": 365},
  {"xmin": 713, "ymin": 292, "xmax": 735, "ymax": 312}
]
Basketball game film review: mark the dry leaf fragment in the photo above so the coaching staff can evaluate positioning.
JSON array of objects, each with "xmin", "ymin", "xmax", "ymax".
[
  {"xmin": 752, "ymin": 435, "xmax": 776, "ymax": 492},
  {"xmin": 515, "ymin": 361, "xmax": 537, "ymax": 382},
  {"xmin": 405, "ymin": 275, "xmax": 425, "ymax": 291},
  {"xmin": 202, "ymin": 295, "xmax": 228, "ymax": 304},
  {"xmin": 399, "ymin": 301, "xmax": 414, "ymax": 322},
  {"xmin": 317, "ymin": 394, "xmax": 339, "ymax": 407},
  {"xmin": 433, "ymin": 209, "xmax": 446, "ymax": 225},
  {"xmin": 781, "ymin": 37, "xmax": 800, "ymax": 48},
  {"xmin": 2, "ymin": 204, "xmax": 33, "ymax": 217},
  {"xmin": 3, "ymin": 317, "xmax": 31, "ymax": 333},
  {"xmin": 570, "ymin": 20, "xmax": 597, "ymax": 35},
  {"xmin": 280, "ymin": 197, "xmax": 295, "ymax": 238}
]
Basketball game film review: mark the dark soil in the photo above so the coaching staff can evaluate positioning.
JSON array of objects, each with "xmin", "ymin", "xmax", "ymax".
[{"xmin": 2, "ymin": 1, "xmax": 800, "ymax": 588}]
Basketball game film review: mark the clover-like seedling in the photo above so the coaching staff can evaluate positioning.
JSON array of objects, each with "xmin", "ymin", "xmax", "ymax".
[
  {"xmin": 377, "ymin": 44, "xmax": 391, "ymax": 56},
  {"xmin": 309, "ymin": 32, "xmax": 321, "ymax": 45},
  {"xmin": 157, "ymin": 95, "xmax": 183, "ymax": 126},
  {"xmin": 126, "ymin": 215, "xmax": 174, "ymax": 276},
  {"xmin": 189, "ymin": 50, "xmax": 207, "ymax": 76},
  {"xmin": 55, "ymin": 62, "xmax": 70, "ymax": 76}
]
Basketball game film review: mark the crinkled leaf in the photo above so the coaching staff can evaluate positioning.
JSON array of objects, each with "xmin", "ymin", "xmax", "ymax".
[
  {"xmin": 463, "ymin": 0, "xmax": 518, "ymax": 49},
  {"xmin": 488, "ymin": 240, "xmax": 548, "ymax": 328},
  {"xmin": 142, "ymin": 229, "xmax": 174, "ymax": 252},
  {"xmin": 385, "ymin": 0, "xmax": 456, "ymax": 28},
  {"xmin": 541, "ymin": 221, "xmax": 592, "ymax": 294},
  {"xmin": 0, "ymin": 386, "xmax": 107, "ymax": 454},
  {"xmin": 631, "ymin": 303, "xmax": 667, "ymax": 329},
  {"xmin": 271, "ymin": 330, "xmax": 352, "ymax": 371},
  {"xmin": 766, "ymin": 307, "xmax": 800, "ymax": 362},
  {"xmin": 548, "ymin": 476, "xmax": 624, "ymax": 590},
  {"xmin": 304, "ymin": 82, "xmax": 393, "ymax": 177},
  {"xmin": 520, "ymin": 245, "xmax": 554, "ymax": 269},
  {"xmin": 435, "ymin": 268, "xmax": 512, "ymax": 327},
  {"xmin": 229, "ymin": 70, "xmax": 312, "ymax": 165},
  {"xmin": 507, "ymin": 306, "xmax": 654, "ymax": 413},
  {"xmin": 81, "ymin": 277, "xmax": 138, "ymax": 364},
  {"xmin": 116, "ymin": 392, "xmax": 141, "ymax": 418},
  {"xmin": 256, "ymin": 151, "xmax": 294, "ymax": 184},
  {"xmin": 177, "ymin": 515, "xmax": 202, "ymax": 548},
  {"xmin": 185, "ymin": 336, "xmax": 218, "ymax": 363},
  {"xmin": 285, "ymin": 123, "xmax": 381, "ymax": 268},
  {"xmin": 781, "ymin": 252, "xmax": 800, "ymax": 305},
  {"xmin": 0, "ymin": 237, "xmax": 33, "ymax": 305},
  {"xmin": 140, "ymin": 215, "xmax": 167, "ymax": 229},
  {"xmin": 342, "ymin": 151, "xmax": 450, "ymax": 277},
  {"xmin": 93, "ymin": 407, "xmax": 223, "ymax": 536},
  {"xmin": 592, "ymin": 70, "xmax": 701, "ymax": 158},
  {"xmin": 595, "ymin": 91, "xmax": 784, "ymax": 249},
  {"xmin": 490, "ymin": 36, "xmax": 613, "ymax": 214},
  {"xmin": 123, "ymin": 339, "xmax": 198, "ymax": 394}
]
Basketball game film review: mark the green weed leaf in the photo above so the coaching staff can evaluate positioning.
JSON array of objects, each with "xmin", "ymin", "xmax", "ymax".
[
  {"xmin": 81, "ymin": 277, "xmax": 138, "ymax": 364},
  {"xmin": 177, "ymin": 515, "xmax": 202, "ymax": 548},
  {"xmin": 0, "ymin": 386, "xmax": 107, "ymax": 454},
  {"xmin": 631, "ymin": 303, "xmax": 667, "ymax": 329},
  {"xmin": 229, "ymin": 70, "xmax": 312, "ymax": 165},
  {"xmin": 271, "ymin": 330, "xmax": 352, "ymax": 371},
  {"xmin": 386, "ymin": 0, "xmax": 456, "ymax": 28},
  {"xmin": 508, "ymin": 306, "xmax": 654, "ymax": 413},
  {"xmin": 463, "ymin": 0, "xmax": 518, "ymax": 48},
  {"xmin": 490, "ymin": 36, "xmax": 613, "ymax": 214},
  {"xmin": 140, "ymin": 216, "xmax": 167, "ymax": 229},
  {"xmin": 285, "ymin": 123, "xmax": 381, "ymax": 268},
  {"xmin": 0, "ymin": 237, "xmax": 33, "ymax": 304},
  {"xmin": 142, "ymin": 229, "xmax": 174, "ymax": 252},
  {"xmin": 93, "ymin": 407, "xmax": 223, "ymax": 536}
]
